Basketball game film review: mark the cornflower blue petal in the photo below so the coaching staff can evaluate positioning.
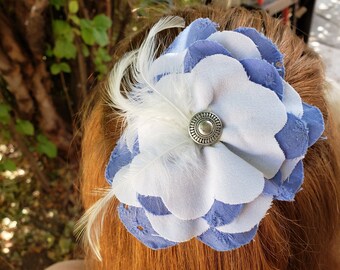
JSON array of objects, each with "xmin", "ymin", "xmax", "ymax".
[
  {"xmin": 275, "ymin": 161, "xmax": 304, "ymax": 201},
  {"xmin": 240, "ymin": 59, "xmax": 283, "ymax": 99},
  {"xmin": 235, "ymin": 27, "xmax": 285, "ymax": 77},
  {"xmin": 138, "ymin": 194, "xmax": 171, "ymax": 216},
  {"xmin": 275, "ymin": 113, "xmax": 309, "ymax": 159},
  {"xmin": 263, "ymin": 171, "xmax": 282, "ymax": 197},
  {"xmin": 118, "ymin": 204, "xmax": 177, "ymax": 249},
  {"xmin": 184, "ymin": 40, "xmax": 231, "ymax": 72},
  {"xmin": 197, "ymin": 226, "xmax": 258, "ymax": 251},
  {"xmin": 165, "ymin": 18, "xmax": 218, "ymax": 54},
  {"xmin": 105, "ymin": 138, "xmax": 139, "ymax": 185},
  {"xmin": 203, "ymin": 200, "xmax": 243, "ymax": 227},
  {"xmin": 301, "ymin": 103, "xmax": 325, "ymax": 146}
]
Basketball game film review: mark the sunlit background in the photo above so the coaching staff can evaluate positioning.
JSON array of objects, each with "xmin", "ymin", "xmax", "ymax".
[{"xmin": 309, "ymin": 0, "xmax": 340, "ymax": 84}]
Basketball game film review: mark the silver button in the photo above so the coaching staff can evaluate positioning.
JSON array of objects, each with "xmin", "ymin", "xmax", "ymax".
[{"xmin": 188, "ymin": 111, "xmax": 223, "ymax": 145}]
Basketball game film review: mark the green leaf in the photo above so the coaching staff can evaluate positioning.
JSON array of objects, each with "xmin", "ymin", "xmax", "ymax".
[
  {"xmin": 79, "ymin": 18, "xmax": 92, "ymax": 29},
  {"xmin": 93, "ymin": 14, "xmax": 112, "ymax": 30},
  {"xmin": 52, "ymin": 20, "xmax": 74, "ymax": 42},
  {"xmin": 15, "ymin": 119, "xmax": 34, "ymax": 136},
  {"xmin": 58, "ymin": 237, "xmax": 72, "ymax": 255},
  {"xmin": 93, "ymin": 29, "xmax": 109, "ymax": 47},
  {"xmin": 69, "ymin": 14, "xmax": 80, "ymax": 25},
  {"xmin": 68, "ymin": 0, "xmax": 79, "ymax": 14},
  {"xmin": 53, "ymin": 39, "xmax": 77, "ymax": 59},
  {"xmin": 0, "ymin": 103, "xmax": 11, "ymax": 124},
  {"xmin": 50, "ymin": 0, "xmax": 66, "ymax": 10},
  {"xmin": 50, "ymin": 62, "xmax": 70, "ymax": 75},
  {"xmin": 0, "ymin": 129, "xmax": 11, "ymax": 141},
  {"xmin": 52, "ymin": 20, "xmax": 76, "ymax": 59},
  {"xmin": 80, "ymin": 20, "xmax": 96, "ymax": 45},
  {"xmin": 0, "ymin": 159, "xmax": 17, "ymax": 171},
  {"xmin": 81, "ymin": 44, "xmax": 90, "ymax": 57},
  {"xmin": 96, "ymin": 47, "xmax": 111, "ymax": 62},
  {"xmin": 50, "ymin": 63, "xmax": 61, "ymax": 75},
  {"xmin": 36, "ymin": 134, "xmax": 57, "ymax": 158},
  {"xmin": 45, "ymin": 44, "xmax": 54, "ymax": 57},
  {"xmin": 59, "ymin": 62, "xmax": 71, "ymax": 73},
  {"xmin": 95, "ymin": 64, "xmax": 107, "ymax": 74}
]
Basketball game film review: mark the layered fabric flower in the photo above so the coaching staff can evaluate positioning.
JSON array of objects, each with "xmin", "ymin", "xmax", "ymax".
[{"xmin": 105, "ymin": 17, "xmax": 324, "ymax": 251}]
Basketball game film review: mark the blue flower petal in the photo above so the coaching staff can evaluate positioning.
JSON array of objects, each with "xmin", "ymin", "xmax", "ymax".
[
  {"xmin": 203, "ymin": 200, "xmax": 243, "ymax": 227},
  {"xmin": 240, "ymin": 58, "xmax": 283, "ymax": 99},
  {"xmin": 184, "ymin": 40, "xmax": 231, "ymax": 72},
  {"xmin": 197, "ymin": 226, "xmax": 257, "ymax": 251},
  {"xmin": 275, "ymin": 161, "xmax": 304, "ymax": 201},
  {"xmin": 235, "ymin": 27, "xmax": 285, "ymax": 77},
  {"xmin": 105, "ymin": 138, "xmax": 139, "ymax": 185},
  {"xmin": 138, "ymin": 194, "xmax": 171, "ymax": 216},
  {"xmin": 165, "ymin": 18, "xmax": 218, "ymax": 54},
  {"xmin": 118, "ymin": 204, "xmax": 177, "ymax": 249},
  {"xmin": 275, "ymin": 113, "xmax": 309, "ymax": 159},
  {"xmin": 301, "ymin": 103, "xmax": 325, "ymax": 146},
  {"xmin": 263, "ymin": 171, "xmax": 282, "ymax": 197}
]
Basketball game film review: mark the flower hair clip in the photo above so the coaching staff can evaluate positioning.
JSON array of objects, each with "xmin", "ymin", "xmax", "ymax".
[{"xmin": 80, "ymin": 17, "xmax": 324, "ymax": 257}]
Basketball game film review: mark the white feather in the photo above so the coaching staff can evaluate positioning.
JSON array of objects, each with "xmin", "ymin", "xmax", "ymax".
[
  {"xmin": 78, "ymin": 16, "xmax": 188, "ymax": 260},
  {"xmin": 74, "ymin": 188, "xmax": 114, "ymax": 261}
]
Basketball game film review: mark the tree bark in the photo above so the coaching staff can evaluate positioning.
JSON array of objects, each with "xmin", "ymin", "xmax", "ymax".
[{"xmin": 0, "ymin": 2, "xmax": 72, "ymax": 153}]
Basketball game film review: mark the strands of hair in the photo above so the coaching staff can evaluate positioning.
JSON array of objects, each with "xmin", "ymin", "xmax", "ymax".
[{"xmin": 78, "ymin": 5, "xmax": 339, "ymax": 270}]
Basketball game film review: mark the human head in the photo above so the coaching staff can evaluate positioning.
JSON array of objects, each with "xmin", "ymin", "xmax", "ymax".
[{"xmin": 79, "ymin": 5, "xmax": 339, "ymax": 269}]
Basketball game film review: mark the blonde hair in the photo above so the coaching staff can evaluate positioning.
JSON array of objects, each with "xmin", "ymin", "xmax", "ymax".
[{"xmin": 80, "ymin": 6, "xmax": 339, "ymax": 269}]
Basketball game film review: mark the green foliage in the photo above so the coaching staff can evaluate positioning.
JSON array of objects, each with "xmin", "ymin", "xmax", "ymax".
[
  {"xmin": 0, "ymin": 159, "xmax": 17, "ymax": 171},
  {"xmin": 49, "ymin": 9, "xmax": 112, "ymax": 77},
  {"xmin": 15, "ymin": 119, "xmax": 34, "ymax": 136},
  {"xmin": 0, "ymin": 103, "xmax": 11, "ymax": 124},
  {"xmin": 68, "ymin": 0, "xmax": 79, "ymax": 14},
  {"xmin": 36, "ymin": 134, "xmax": 58, "ymax": 158},
  {"xmin": 0, "ymin": 102, "xmax": 57, "ymax": 159},
  {"xmin": 94, "ymin": 47, "xmax": 112, "ymax": 74},
  {"xmin": 0, "ymin": 129, "xmax": 11, "ymax": 141},
  {"xmin": 50, "ymin": 0, "xmax": 66, "ymax": 10},
  {"xmin": 81, "ymin": 44, "xmax": 90, "ymax": 57},
  {"xmin": 52, "ymin": 20, "xmax": 77, "ymax": 59},
  {"xmin": 58, "ymin": 237, "xmax": 72, "ymax": 255},
  {"xmin": 80, "ymin": 14, "xmax": 112, "ymax": 46},
  {"xmin": 51, "ymin": 62, "xmax": 71, "ymax": 75}
]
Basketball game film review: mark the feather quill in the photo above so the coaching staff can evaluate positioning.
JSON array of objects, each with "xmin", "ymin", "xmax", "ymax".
[{"xmin": 76, "ymin": 16, "xmax": 187, "ymax": 260}]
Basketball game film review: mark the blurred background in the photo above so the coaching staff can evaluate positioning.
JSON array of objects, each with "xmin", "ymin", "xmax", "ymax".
[{"xmin": 0, "ymin": 0, "xmax": 338, "ymax": 269}]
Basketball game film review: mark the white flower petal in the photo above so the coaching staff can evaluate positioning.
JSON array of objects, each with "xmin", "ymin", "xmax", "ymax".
[
  {"xmin": 190, "ymin": 54, "xmax": 249, "ymax": 112},
  {"xmin": 146, "ymin": 212, "xmax": 209, "ymax": 242},
  {"xmin": 280, "ymin": 156, "xmax": 303, "ymax": 181},
  {"xmin": 282, "ymin": 81, "xmax": 303, "ymax": 118},
  {"xmin": 205, "ymin": 67, "xmax": 286, "ymax": 178},
  {"xmin": 130, "ymin": 143, "xmax": 214, "ymax": 220},
  {"xmin": 207, "ymin": 31, "xmax": 261, "ymax": 60},
  {"xmin": 217, "ymin": 195, "xmax": 273, "ymax": 234},
  {"xmin": 205, "ymin": 143, "xmax": 265, "ymax": 205},
  {"xmin": 114, "ymin": 166, "xmax": 141, "ymax": 207}
]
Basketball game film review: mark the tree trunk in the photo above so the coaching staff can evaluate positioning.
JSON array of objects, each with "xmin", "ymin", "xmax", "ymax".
[{"xmin": 0, "ymin": 1, "xmax": 72, "ymax": 152}]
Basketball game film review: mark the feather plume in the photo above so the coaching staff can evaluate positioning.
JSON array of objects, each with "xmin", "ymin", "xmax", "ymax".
[
  {"xmin": 76, "ymin": 16, "xmax": 187, "ymax": 260},
  {"xmin": 107, "ymin": 16, "xmax": 186, "ymax": 117}
]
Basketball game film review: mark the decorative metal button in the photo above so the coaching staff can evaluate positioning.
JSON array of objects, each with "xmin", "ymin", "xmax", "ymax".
[{"xmin": 189, "ymin": 111, "xmax": 223, "ymax": 145}]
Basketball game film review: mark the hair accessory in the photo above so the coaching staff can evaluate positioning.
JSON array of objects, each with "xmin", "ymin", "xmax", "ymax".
[{"xmin": 80, "ymin": 17, "xmax": 325, "ymax": 257}]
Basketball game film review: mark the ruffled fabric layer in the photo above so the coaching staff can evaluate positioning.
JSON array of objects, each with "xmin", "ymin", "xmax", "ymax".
[{"xmin": 105, "ymin": 18, "xmax": 324, "ymax": 250}]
